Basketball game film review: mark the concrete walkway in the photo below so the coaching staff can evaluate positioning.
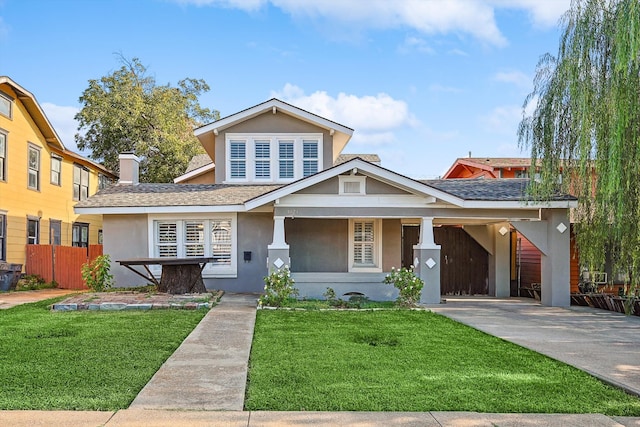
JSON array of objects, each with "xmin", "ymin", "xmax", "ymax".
[
  {"xmin": 427, "ymin": 296, "xmax": 640, "ymax": 397},
  {"xmin": 129, "ymin": 293, "xmax": 258, "ymax": 410}
]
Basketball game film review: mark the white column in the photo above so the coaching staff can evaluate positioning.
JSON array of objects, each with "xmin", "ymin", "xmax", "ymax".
[
  {"xmin": 268, "ymin": 216, "xmax": 289, "ymax": 250},
  {"xmin": 414, "ymin": 217, "xmax": 442, "ymax": 304},
  {"xmin": 416, "ymin": 217, "xmax": 437, "ymax": 249}
]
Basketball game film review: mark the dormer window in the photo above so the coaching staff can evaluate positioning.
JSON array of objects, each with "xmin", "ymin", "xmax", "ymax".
[{"xmin": 225, "ymin": 133, "xmax": 322, "ymax": 183}]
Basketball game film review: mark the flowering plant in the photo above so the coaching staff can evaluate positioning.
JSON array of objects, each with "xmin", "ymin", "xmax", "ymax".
[
  {"xmin": 383, "ymin": 266, "xmax": 424, "ymax": 307},
  {"xmin": 259, "ymin": 267, "xmax": 299, "ymax": 307}
]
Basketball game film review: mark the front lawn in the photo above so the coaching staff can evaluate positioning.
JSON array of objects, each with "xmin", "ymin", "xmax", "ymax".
[
  {"xmin": 246, "ymin": 310, "xmax": 640, "ymax": 415},
  {"xmin": 0, "ymin": 298, "xmax": 207, "ymax": 410}
]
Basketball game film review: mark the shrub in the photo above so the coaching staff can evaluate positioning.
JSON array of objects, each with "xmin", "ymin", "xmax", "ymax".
[
  {"xmin": 81, "ymin": 255, "xmax": 114, "ymax": 292},
  {"xmin": 383, "ymin": 266, "xmax": 424, "ymax": 307},
  {"xmin": 15, "ymin": 274, "xmax": 57, "ymax": 291},
  {"xmin": 259, "ymin": 267, "xmax": 298, "ymax": 307}
]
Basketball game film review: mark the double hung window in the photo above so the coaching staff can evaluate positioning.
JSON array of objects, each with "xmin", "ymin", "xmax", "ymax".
[
  {"xmin": 0, "ymin": 131, "xmax": 6, "ymax": 182},
  {"xmin": 51, "ymin": 155, "xmax": 62, "ymax": 185},
  {"xmin": 28, "ymin": 145, "xmax": 40, "ymax": 190},
  {"xmin": 73, "ymin": 164, "xmax": 89, "ymax": 200}
]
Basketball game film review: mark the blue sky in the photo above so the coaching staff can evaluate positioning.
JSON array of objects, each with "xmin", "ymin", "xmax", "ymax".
[{"xmin": 0, "ymin": 0, "xmax": 570, "ymax": 179}]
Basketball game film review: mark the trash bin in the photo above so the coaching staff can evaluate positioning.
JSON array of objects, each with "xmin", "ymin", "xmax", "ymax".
[{"xmin": 0, "ymin": 263, "xmax": 23, "ymax": 292}]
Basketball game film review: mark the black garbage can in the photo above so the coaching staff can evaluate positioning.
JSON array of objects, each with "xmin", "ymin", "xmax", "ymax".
[{"xmin": 0, "ymin": 263, "xmax": 23, "ymax": 292}]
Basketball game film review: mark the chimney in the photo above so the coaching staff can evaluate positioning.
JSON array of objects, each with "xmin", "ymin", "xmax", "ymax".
[{"xmin": 118, "ymin": 152, "xmax": 140, "ymax": 185}]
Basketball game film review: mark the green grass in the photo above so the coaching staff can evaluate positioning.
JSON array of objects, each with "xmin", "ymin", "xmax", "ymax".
[
  {"xmin": 246, "ymin": 310, "xmax": 640, "ymax": 415},
  {"xmin": 0, "ymin": 297, "xmax": 207, "ymax": 410},
  {"xmin": 281, "ymin": 299, "xmax": 397, "ymax": 310}
]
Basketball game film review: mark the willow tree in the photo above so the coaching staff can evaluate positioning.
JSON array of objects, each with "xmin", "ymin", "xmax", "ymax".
[
  {"xmin": 518, "ymin": 0, "xmax": 640, "ymax": 285},
  {"xmin": 75, "ymin": 56, "xmax": 219, "ymax": 183}
]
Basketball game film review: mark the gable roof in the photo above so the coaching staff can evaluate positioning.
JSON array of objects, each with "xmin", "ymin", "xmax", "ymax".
[
  {"xmin": 334, "ymin": 153, "xmax": 381, "ymax": 165},
  {"xmin": 442, "ymin": 157, "xmax": 538, "ymax": 179},
  {"xmin": 1, "ymin": 76, "xmax": 66, "ymax": 151},
  {"xmin": 422, "ymin": 178, "xmax": 575, "ymax": 202},
  {"xmin": 173, "ymin": 153, "xmax": 214, "ymax": 183},
  {"xmin": 194, "ymin": 98, "xmax": 354, "ymax": 159}
]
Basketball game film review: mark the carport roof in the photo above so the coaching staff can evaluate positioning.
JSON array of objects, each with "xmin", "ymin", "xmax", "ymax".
[{"xmin": 421, "ymin": 178, "xmax": 577, "ymax": 202}]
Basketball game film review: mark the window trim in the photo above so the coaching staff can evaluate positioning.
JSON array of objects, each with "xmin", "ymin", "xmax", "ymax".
[
  {"xmin": 147, "ymin": 213, "xmax": 237, "ymax": 278},
  {"xmin": 27, "ymin": 217, "xmax": 39, "ymax": 245},
  {"xmin": 73, "ymin": 163, "xmax": 90, "ymax": 201},
  {"xmin": 225, "ymin": 133, "xmax": 323, "ymax": 183},
  {"xmin": 0, "ymin": 130, "xmax": 6, "ymax": 182},
  {"xmin": 0, "ymin": 212, "xmax": 6, "ymax": 260},
  {"xmin": 0, "ymin": 91, "xmax": 12, "ymax": 119},
  {"xmin": 72, "ymin": 222, "xmax": 89, "ymax": 248},
  {"xmin": 348, "ymin": 218, "xmax": 382, "ymax": 273},
  {"xmin": 50, "ymin": 154, "xmax": 62, "ymax": 186},
  {"xmin": 339, "ymin": 175, "xmax": 366, "ymax": 195},
  {"xmin": 27, "ymin": 143, "xmax": 41, "ymax": 191}
]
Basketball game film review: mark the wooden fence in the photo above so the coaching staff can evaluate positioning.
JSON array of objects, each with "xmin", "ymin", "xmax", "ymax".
[{"xmin": 25, "ymin": 245, "xmax": 103, "ymax": 290}]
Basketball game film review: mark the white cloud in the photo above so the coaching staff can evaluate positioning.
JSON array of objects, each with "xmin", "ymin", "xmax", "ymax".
[
  {"xmin": 493, "ymin": 70, "xmax": 531, "ymax": 88},
  {"xmin": 398, "ymin": 36, "xmax": 435, "ymax": 55},
  {"xmin": 479, "ymin": 104, "xmax": 523, "ymax": 134},
  {"xmin": 271, "ymin": 84, "xmax": 418, "ymax": 148},
  {"xmin": 489, "ymin": 0, "xmax": 571, "ymax": 27},
  {"xmin": 40, "ymin": 102, "xmax": 85, "ymax": 154}
]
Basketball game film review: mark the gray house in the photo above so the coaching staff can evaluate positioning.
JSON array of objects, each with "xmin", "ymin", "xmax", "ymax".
[{"xmin": 75, "ymin": 99, "xmax": 577, "ymax": 306}]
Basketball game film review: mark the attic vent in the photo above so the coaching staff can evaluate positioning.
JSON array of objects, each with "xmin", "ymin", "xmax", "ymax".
[{"xmin": 339, "ymin": 175, "xmax": 366, "ymax": 195}]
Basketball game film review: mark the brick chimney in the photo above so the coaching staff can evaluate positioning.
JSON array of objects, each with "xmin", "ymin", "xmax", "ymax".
[{"xmin": 118, "ymin": 152, "xmax": 140, "ymax": 185}]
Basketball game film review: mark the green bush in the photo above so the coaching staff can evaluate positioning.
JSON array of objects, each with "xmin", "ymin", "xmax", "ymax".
[
  {"xmin": 383, "ymin": 266, "xmax": 424, "ymax": 307},
  {"xmin": 259, "ymin": 267, "xmax": 298, "ymax": 307},
  {"xmin": 81, "ymin": 255, "xmax": 114, "ymax": 292},
  {"xmin": 14, "ymin": 274, "xmax": 57, "ymax": 291}
]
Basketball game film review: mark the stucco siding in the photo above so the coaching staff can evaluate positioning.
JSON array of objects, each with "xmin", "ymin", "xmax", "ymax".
[
  {"xmin": 206, "ymin": 212, "xmax": 271, "ymax": 292},
  {"xmin": 382, "ymin": 219, "xmax": 401, "ymax": 271},
  {"xmin": 103, "ymin": 214, "xmax": 149, "ymax": 287},
  {"xmin": 286, "ymin": 218, "xmax": 348, "ymax": 272}
]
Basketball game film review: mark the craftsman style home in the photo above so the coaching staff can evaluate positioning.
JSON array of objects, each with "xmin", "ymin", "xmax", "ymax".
[
  {"xmin": 75, "ymin": 99, "xmax": 576, "ymax": 306},
  {"xmin": 0, "ymin": 76, "xmax": 116, "ymax": 270}
]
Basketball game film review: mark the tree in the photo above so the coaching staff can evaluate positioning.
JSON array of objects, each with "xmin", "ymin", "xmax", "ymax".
[
  {"xmin": 518, "ymin": 0, "xmax": 640, "ymax": 286},
  {"xmin": 75, "ymin": 56, "xmax": 219, "ymax": 183}
]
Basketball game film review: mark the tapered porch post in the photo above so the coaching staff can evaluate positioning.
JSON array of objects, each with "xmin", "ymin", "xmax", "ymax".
[
  {"xmin": 267, "ymin": 216, "xmax": 290, "ymax": 272},
  {"xmin": 414, "ymin": 217, "xmax": 442, "ymax": 304}
]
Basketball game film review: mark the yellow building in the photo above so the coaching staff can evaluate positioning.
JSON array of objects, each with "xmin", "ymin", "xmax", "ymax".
[{"xmin": 0, "ymin": 76, "xmax": 116, "ymax": 270}]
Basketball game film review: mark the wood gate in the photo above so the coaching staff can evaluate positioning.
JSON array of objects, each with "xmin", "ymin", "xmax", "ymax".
[
  {"xmin": 25, "ymin": 244, "xmax": 103, "ymax": 289},
  {"xmin": 402, "ymin": 225, "xmax": 489, "ymax": 295}
]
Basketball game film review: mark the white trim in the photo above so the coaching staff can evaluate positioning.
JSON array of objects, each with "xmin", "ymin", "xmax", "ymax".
[
  {"xmin": 339, "ymin": 175, "xmax": 366, "ymax": 195},
  {"xmin": 173, "ymin": 162, "xmax": 215, "ymax": 183},
  {"xmin": 245, "ymin": 158, "xmax": 465, "ymax": 210},
  {"xmin": 147, "ymin": 213, "xmax": 237, "ymax": 278},
  {"xmin": 348, "ymin": 218, "xmax": 382, "ymax": 273},
  {"xmin": 195, "ymin": 99, "xmax": 353, "ymax": 137},
  {"xmin": 278, "ymin": 194, "xmax": 435, "ymax": 208}
]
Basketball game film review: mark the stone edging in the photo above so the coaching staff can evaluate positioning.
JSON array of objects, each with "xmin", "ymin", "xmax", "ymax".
[{"xmin": 52, "ymin": 302, "xmax": 212, "ymax": 311}]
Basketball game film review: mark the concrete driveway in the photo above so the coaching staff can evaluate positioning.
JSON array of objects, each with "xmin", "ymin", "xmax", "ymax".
[{"xmin": 427, "ymin": 296, "xmax": 640, "ymax": 396}]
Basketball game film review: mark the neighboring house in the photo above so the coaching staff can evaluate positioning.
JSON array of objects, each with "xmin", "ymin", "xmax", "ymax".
[
  {"xmin": 0, "ymin": 76, "xmax": 117, "ymax": 270},
  {"xmin": 76, "ymin": 99, "xmax": 577, "ymax": 307},
  {"xmin": 443, "ymin": 156, "xmax": 581, "ymax": 293}
]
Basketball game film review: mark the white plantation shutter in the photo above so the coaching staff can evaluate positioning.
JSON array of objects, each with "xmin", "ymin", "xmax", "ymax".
[
  {"xmin": 184, "ymin": 221, "xmax": 205, "ymax": 257},
  {"xmin": 353, "ymin": 220, "xmax": 375, "ymax": 266},
  {"xmin": 156, "ymin": 222, "xmax": 178, "ymax": 257},
  {"xmin": 211, "ymin": 219, "xmax": 232, "ymax": 265}
]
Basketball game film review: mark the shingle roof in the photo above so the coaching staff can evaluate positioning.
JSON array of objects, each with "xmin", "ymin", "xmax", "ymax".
[
  {"xmin": 333, "ymin": 154, "xmax": 381, "ymax": 165},
  {"xmin": 421, "ymin": 178, "xmax": 576, "ymax": 201},
  {"xmin": 185, "ymin": 154, "xmax": 213, "ymax": 174},
  {"xmin": 459, "ymin": 157, "xmax": 538, "ymax": 168},
  {"xmin": 75, "ymin": 184, "xmax": 282, "ymax": 208}
]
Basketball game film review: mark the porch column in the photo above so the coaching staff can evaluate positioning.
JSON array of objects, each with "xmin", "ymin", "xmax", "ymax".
[
  {"xmin": 489, "ymin": 222, "xmax": 511, "ymax": 298},
  {"xmin": 540, "ymin": 209, "xmax": 571, "ymax": 307},
  {"xmin": 267, "ymin": 216, "xmax": 290, "ymax": 272},
  {"xmin": 414, "ymin": 217, "xmax": 441, "ymax": 304}
]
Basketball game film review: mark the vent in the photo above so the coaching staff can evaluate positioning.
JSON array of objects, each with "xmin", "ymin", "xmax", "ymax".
[{"xmin": 343, "ymin": 181, "xmax": 361, "ymax": 194}]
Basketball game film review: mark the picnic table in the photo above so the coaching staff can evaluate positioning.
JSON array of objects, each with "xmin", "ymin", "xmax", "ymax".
[{"xmin": 116, "ymin": 257, "xmax": 214, "ymax": 294}]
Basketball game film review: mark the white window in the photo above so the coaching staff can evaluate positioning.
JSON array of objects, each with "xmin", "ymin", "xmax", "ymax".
[
  {"xmin": 302, "ymin": 140, "xmax": 318, "ymax": 177},
  {"xmin": 0, "ymin": 131, "xmax": 6, "ymax": 182},
  {"xmin": 51, "ymin": 155, "xmax": 62, "ymax": 186},
  {"xmin": 339, "ymin": 175, "xmax": 366, "ymax": 195},
  {"xmin": 73, "ymin": 164, "xmax": 89, "ymax": 200},
  {"xmin": 0, "ymin": 92, "xmax": 11, "ymax": 119},
  {"xmin": 150, "ymin": 215, "xmax": 237, "ymax": 277},
  {"xmin": 27, "ymin": 217, "xmax": 39, "ymax": 245},
  {"xmin": 225, "ymin": 134, "xmax": 322, "ymax": 183},
  {"xmin": 254, "ymin": 140, "xmax": 271, "ymax": 179},
  {"xmin": 28, "ymin": 144, "xmax": 40, "ymax": 190},
  {"xmin": 348, "ymin": 219, "xmax": 382, "ymax": 272},
  {"xmin": 229, "ymin": 140, "xmax": 246, "ymax": 179},
  {"xmin": 278, "ymin": 140, "xmax": 294, "ymax": 179}
]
